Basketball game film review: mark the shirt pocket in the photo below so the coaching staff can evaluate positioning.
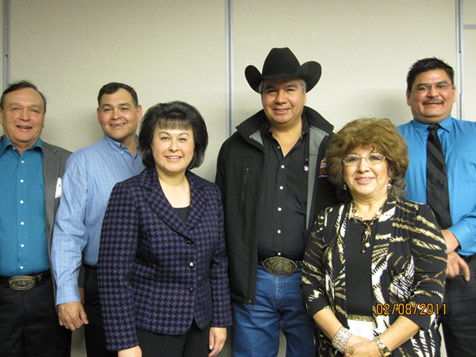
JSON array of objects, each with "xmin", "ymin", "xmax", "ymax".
[{"xmin": 457, "ymin": 151, "xmax": 476, "ymax": 182}]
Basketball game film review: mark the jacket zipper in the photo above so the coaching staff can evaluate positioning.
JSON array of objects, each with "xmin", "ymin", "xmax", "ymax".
[{"xmin": 240, "ymin": 167, "xmax": 249, "ymax": 209}]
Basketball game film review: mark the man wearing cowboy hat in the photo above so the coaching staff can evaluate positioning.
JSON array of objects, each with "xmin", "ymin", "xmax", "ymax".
[{"xmin": 216, "ymin": 47, "xmax": 337, "ymax": 356}]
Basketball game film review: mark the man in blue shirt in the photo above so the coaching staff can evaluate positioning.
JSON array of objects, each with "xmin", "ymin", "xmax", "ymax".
[
  {"xmin": 0, "ymin": 81, "xmax": 71, "ymax": 356},
  {"xmin": 51, "ymin": 82, "xmax": 144, "ymax": 356},
  {"xmin": 398, "ymin": 57, "xmax": 476, "ymax": 356}
]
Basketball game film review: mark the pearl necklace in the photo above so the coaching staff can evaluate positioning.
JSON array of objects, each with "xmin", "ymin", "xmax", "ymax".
[{"xmin": 351, "ymin": 203, "xmax": 384, "ymax": 254}]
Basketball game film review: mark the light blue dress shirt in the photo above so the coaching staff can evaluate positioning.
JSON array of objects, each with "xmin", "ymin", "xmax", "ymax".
[
  {"xmin": 51, "ymin": 135, "xmax": 144, "ymax": 304},
  {"xmin": 0, "ymin": 137, "xmax": 48, "ymax": 276},
  {"xmin": 398, "ymin": 116, "xmax": 476, "ymax": 256}
]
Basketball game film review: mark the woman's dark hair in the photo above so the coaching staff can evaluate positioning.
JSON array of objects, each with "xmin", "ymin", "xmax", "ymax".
[{"xmin": 138, "ymin": 101, "xmax": 208, "ymax": 170}]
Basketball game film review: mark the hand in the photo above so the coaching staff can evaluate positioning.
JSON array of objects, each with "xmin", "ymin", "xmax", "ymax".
[
  {"xmin": 208, "ymin": 327, "xmax": 227, "ymax": 356},
  {"xmin": 118, "ymin": 346, "xmax": 142, "ymax": 357},
  {"xmin": 441, "ymin": 229, "xmax": 460, "ymax": 254},
  {"xmin": 447, "ymin": 251, "xmax": 471, "ymax": 281},
  {"xmin": 345, "ymin": 338, "xmax": 380, "ymax": 357},
  {"xmin": 78, "ymin": 286, "xmax": 85, "ymax": 304},
  {"xmin": 57, "ymin": 301, "xmax": 89, "ymax": 331},
  {"xmin": 346, "ymin": 334, "xmax": 368, "ymax": 346},
  {"xmin": 343, "ymin": 335, "xmax": 370, "ymax": 357}
]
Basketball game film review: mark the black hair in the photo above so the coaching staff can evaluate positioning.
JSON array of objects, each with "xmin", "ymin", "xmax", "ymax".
[
  {"xmin": 407, "ymin": 57, "xmax": 454, "ymax": 92},
  {"xmin": 138, "ymin": 101, "xmax": 208, "ymax": 170},
  {"xmin": 97, "ymin": 82, "xmax": 139, "ymax": 107}
]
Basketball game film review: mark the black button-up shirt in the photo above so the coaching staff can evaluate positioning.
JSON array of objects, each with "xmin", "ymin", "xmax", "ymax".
[{"xmin": 256, "ymin": 118, "xmax": 309, "ymax": 261}]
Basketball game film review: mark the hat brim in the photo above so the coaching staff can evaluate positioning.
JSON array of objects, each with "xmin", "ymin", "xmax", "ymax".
[{"xmin": 245, "ymin": 61, "xmax": 321, "ymax": 93}]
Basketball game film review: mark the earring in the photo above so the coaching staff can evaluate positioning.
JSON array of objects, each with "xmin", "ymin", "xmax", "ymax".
[
  {"xmin": 387, "ymin": 181, "xmax": 392, "ymax": 190},
  {"xmin": 343, "ymin": 183, "xmax": 347, "ymax": 191}
]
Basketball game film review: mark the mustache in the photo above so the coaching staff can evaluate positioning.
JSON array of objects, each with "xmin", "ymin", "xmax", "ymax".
[{"xmin": 423, "ymin": 100, "xmax": 444, "ymax": 104}]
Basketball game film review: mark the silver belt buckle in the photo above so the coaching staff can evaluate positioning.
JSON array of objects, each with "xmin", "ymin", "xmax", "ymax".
[
  {"xmin": 9, "ymin": 276, "xmax": 35, "ymax": 290},
  {"xmin": 262, "ymin": 256, "xmax": 298, "ymax": 277}
]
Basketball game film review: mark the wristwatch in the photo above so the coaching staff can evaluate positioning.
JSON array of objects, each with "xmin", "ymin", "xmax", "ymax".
[{"xmin": 373, "ymin": 336, "xmax": 391, "ymax": 356}]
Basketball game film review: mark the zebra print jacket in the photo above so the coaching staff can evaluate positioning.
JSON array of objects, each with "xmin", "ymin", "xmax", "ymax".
[{"xmin": 302, "ymin": 196, "xmax": 447, "ymax": 356}]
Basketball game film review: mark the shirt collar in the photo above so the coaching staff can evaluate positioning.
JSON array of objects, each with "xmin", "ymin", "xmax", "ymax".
[
  {"xmin": 411, "ymin": 115, "xmax": 453, "ymax": 134},
  {"xmin": 0, "ymin": 136, "xmax": 42, "ymax": 157},
  {"xmin": 103, "ymin": 134, "xmax": 138, "ymax": 157}
]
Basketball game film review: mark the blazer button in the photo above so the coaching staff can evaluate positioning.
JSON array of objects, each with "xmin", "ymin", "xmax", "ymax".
[
  {"xmin": 189, "ymin": 262, "xmax": 194, "ymax": 268},
  {"xmin": 189, "ymin": 287, "xmax": 195, "ymax": 293}
]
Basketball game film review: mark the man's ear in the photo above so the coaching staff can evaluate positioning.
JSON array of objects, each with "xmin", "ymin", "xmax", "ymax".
[{"xmin": 137, "ymin": 105, "xmax": 143, "ymax": 123}]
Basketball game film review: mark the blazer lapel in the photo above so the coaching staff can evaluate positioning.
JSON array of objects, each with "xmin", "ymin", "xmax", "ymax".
[
  {"xmin": 185, "ymin": 171, "xmax": 207, "ymax": 233},
  {"xmin": 371, "ymin": 198, "xmax": 395, "ymax": 270},
  {"xmin": 42, "ymin": 143, "xmax": 59, "ymax": 242},
  {"xmin": 370, "ymin": 197, "xmax": 396, "ymax": 319},
  {"xmin": 140, "ymin": 168, "xmax": 196, "ymax": 239},
  {"xmin": 333, "ymin": 203, "xmax": 351, "ymax": 321}
]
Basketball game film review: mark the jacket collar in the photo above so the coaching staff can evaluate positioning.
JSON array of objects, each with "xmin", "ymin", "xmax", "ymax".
[
  {"xmin": 138, "ymin": 167, "xmax": 208, "ymax": 240},
  {"xmin": 236, "ymin": 106, "xmax": 333, "ymax": 146}
]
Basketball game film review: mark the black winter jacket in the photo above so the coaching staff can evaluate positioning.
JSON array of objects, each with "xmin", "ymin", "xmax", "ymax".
[{"xmin": 215, "ymin": 107, "xmax": 338, "ymax": 304}]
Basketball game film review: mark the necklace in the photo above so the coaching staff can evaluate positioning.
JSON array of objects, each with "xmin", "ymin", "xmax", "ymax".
[{"xmin": 351, "ymin": 203, "xmax": 384, "ymax": 254}]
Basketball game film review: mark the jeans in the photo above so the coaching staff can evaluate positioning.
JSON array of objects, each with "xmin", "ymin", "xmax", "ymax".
[
  {"xmin": 0, "ymin": 277, "xmax": 71, "ymax": 357},
  {"xmin": 232, "ymin": 266, "xmax": 315, "ymax": 357},
  {"xmin": 440, "ymin": 253, "xmax": 476, "ymax": 357}
]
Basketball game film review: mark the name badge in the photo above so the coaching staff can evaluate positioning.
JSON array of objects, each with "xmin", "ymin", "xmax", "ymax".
[{"xmin": 55, "ymin": 178, "xmax": 62, "ymax": 198}]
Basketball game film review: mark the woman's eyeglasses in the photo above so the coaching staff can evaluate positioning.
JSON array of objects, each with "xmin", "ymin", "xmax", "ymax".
[{"xmin": 343, "ymin": 153, "xmax": 386, "ymax": 166}]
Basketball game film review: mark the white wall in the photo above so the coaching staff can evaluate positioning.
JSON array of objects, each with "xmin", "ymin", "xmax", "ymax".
[
  {"xmin": 232, "ymin": 0, "xmax": 461, "ymax": 133},
  {"xmin": 2, "ymin": 0, "xmax": 469, "ymax": 182},
  {"xmin": 463, "ymin": 0, "xmax": 476, "ymax": 120},
  {"xmin": 2, "ymin": 1, "xmax": 472, "ymax": 356},
  {"xmin": 5, "ymin": 0, "xmax": 228, "ymax": 179}
]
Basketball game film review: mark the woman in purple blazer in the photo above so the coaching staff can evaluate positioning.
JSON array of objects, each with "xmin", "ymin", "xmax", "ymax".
[{"xmin": 97, "ymin": 101, "xmax": 232, "ymax": 357}]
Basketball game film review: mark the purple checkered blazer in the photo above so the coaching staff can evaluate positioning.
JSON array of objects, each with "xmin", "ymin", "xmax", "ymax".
[{"xmin": 97, "ymin": 168, "xmax": 232, "ymax": 351}]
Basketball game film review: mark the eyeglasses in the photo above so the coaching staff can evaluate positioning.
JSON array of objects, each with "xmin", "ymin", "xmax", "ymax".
[
  {"xmin": 343, "ymin": 153, "xmax": 386, "ymax": 166},
  {"xmin": 414, "ymin": 82, "xmax": 453, "ymax": 93}
]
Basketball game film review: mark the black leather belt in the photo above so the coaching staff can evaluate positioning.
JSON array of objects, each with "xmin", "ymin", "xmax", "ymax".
[
  {"xmin": 0, "ymin": 271, "xmax": 51, "ymax": 290},
  {"xmin": 259, "ymin": 256, "xmax": 303, "ymax": 277}
]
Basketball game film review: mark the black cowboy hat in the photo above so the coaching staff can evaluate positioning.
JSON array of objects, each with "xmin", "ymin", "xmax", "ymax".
[{"xmin": 245, "ymin": 47, "xmax": 322, "ymax": 93}]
